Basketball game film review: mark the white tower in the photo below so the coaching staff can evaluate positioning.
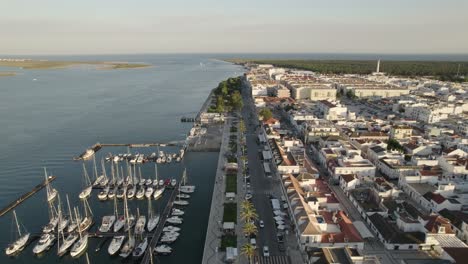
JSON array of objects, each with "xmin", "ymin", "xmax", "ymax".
[{"xmin": 376, "ymin": 59, "xmax": 380, "ymax": 73}]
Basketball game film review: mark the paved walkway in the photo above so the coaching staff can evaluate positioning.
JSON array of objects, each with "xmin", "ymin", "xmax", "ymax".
[{"xmin": 202, "ymin": 119, "xmax": 231, "ymax": 264}]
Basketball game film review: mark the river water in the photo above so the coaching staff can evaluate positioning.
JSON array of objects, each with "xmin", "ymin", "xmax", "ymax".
[{"xmin": 0, "ymin": 54, "xmax": 244, "ymax": 263}]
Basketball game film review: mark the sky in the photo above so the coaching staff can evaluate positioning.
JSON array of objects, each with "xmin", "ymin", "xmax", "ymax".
[{"xmin": 1, "ymin": 0, "xmax": 467, "ymax": 55}]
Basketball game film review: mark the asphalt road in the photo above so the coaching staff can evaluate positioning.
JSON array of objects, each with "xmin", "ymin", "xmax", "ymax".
[{"xmin": 240, "ymin": 83, "xmax": 281, "ymax": 256}]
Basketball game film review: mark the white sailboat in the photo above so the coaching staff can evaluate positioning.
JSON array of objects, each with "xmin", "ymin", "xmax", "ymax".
[
  {"xmin": 92, "ymin": 156, "xmax": 104, "ymax": 187},
  {"xmin": 136, "ymin": 185, "xmax": 145, "ymax": 200},
  {"xmin": 44, "ymin": 168, "xmax": 57, "ymax": 202},
  {"xmin": 70, "ymin": 207, "xmax": 89, "ymax": 258},
  {"xmin": 97, "ymin": 186, "xmax": 110, "ymax": 201},
  {"xmin": 147, "ymin": 198, "xmax": 160, "ymax": 232},
  {"xmin": 78, "ymin": 199, "xmax": 93, "ymax": 232},
  {"xmin": 99, "ymin": 159, "xmax": 109, "ymax": 187},
  {"xmin": 119, "ymin": 194, "xmax": 135, "ymax": 258},
  {"xmin": 166, "ymin": 216, "xmax": 183, "ymax": 225},
  {"xmin": 107, "ymin": 235, "xmax": 125, "ymax": 256},
  {"xmin": 134, "ymin": 208, "xmax": 146, "ymax": 235},
  {"xmin": 32, "ymin": 232, "xmax": 56, "ymax": 255},
  {"xmin": 56, "ymin": 195, "xmax": 69, "ymax": 232},
  {"xmin": 113, "ymin": 197, "xmax": 125, "ymax": 233},
  {"xmin": 79, "ymin": 163, "xmax": 92, "ymax": 199},
  {"xmin": 42, "ymin": 201, "xmax": 59, "ymax": 233},
  {"xmin": 5, "ymin": 210, "xmax": 30, "ymax": 256},
  {"xmin": 66, "ymin": 195, "xmax": 77, "ymax": 233},
  {"xmin": 171, "ymin": 208, "xmax": 184, "ymax": 216},
  {"xmin": 179, "ymin": 168, "xmax": 196, "ymax": 193},
  {"xmin": 98, "ymin": 214, "xmax": 116, "ymax": 233},
  {"xmin": 57, "ymin": 232, "xmax": 78, "ymax": 256}
]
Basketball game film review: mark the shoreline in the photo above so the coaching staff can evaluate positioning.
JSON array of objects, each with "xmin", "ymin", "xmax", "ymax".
[{"xmin": 0, "ymin": 60, "xmax": 151, "ymax": 70}]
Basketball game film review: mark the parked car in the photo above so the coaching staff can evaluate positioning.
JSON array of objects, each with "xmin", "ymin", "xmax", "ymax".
[{"xmin": 250, "ymin": 238, "xmax": 256, "ymax": 248}]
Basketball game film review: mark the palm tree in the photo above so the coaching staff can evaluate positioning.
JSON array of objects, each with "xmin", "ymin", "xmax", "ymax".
[
  {"xmin": 243, "ymin": 221, "xmax": 258, "ymax": 237},
  {"xmin": 240, "ymin": 208, "xmax": 258, "ymax": 222},
  {"xmin": 241, "ymin": 200, "xmax": 253, "ymax": 212},
  {"xmin": 241, "ymin": 243, "xmax": 255, "ymax": 264}
]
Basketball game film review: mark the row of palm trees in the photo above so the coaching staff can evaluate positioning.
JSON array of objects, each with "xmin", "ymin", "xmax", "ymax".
[{"xmin": 240, "ymin": 199, "xmax": 258, "ymax": 263}]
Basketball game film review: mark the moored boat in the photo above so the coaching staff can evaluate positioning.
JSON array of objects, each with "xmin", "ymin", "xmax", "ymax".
[{"xmin": 5, "ymin": 211, "xmax": 30, "ymax": 256}]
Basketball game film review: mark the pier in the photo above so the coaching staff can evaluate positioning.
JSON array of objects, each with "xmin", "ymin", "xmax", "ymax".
[
  {"xmin": 140, "ymin": 188, "xmax": 178, "ymax": 264},
  {"xmin": 0, "ymin": 176, "xmax": 57, "ymax": 217}
]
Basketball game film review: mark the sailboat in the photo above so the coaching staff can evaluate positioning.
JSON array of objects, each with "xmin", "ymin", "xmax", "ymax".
[
  {"xmin": 99, "ymin": 159, "xmax": 109, "ymax": 187},
  {"xmin": 97, "ymin": 185, "xmax": 110, "ymax": 201},
  {"xmin": 92, "ymin": 156, "xmax": 105, "ymax": 187},
  {"xmin": 108, "ymin": 234, "xmax": 125, "ymax": 255},
  {"xmin": 179, "ymin": 168, "xmax": 196, "ymax": 194},
  {"xmin": 66, "ymin": 195, "xmax": 77, "ymax": 233},
  {"xmin": 147, "ymin": 198, "xmax": 160, "ymax": 232},
  {"xmin": 79, "ymin": 163, "xmax": 92, "ymax": 199},
  {"xmin": 70, "ymin": 207, "xmax": 89, "ymax": 258},
  {"xmin": 113, "ymin": 197, "xmax": 125, "ymax": 233},
  {"xmin": 136, "ymin": 185, "xmax": 145, "ymax": 200},
  {"xmin": 119, "ymin": 193, "xmax": 135, "ymax": 258},
  {"xmin": 78, "ymin": 199, "xmax": 94, "ymax": 232},
  {"xmin": 44, "ymin": 168, "xmax": 57, "ymax": 202},
  {"xmin": 56, "ymin": 195, "xmax": 69, "ymax": 232},
  {"xmin": 57, "ymin": 207, "xmax": 78, "ymax": 257},
  {"xmin": 42, "ymin": 200, "xmax": 59, "ymax": 233},
  {"xmin": 132, "ymin": 236, "xmax": 148, "ymax": 258},
  {"xmin": 174, "ymin": 179, "xmax": 189, "ymax": 206},
  {"xmin": 5, "ymin": 210, "xmax": 30, "ymax": 256},
  {"xmin": 32, "ymin": 232, "xmax": 56, "ymax": 255},
  {"xmin": 134, "ymin": 208, "xmax": 146, "ymax": 235},
  {"xmin": 98, "ymin": 196, "xmax": 116, "ymax": 233},
  {"xmin": 154, "ymin": 244, "xmax": 172, "ymax": 255}
]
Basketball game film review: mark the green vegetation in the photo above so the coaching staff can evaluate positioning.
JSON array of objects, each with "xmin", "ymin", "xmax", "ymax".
[
  {"xmin": 223, "ymin": 202, "xmax": 237, "ymax": 223},
  {"xmin": 0, "ymin": 60, "xmax": 151, "ymax": 70},
  {"xmin": 241, "ymin": 243, "xmax": 256, "ymax": 263},
  {"xmin": 209, "ymin": 77, "xmax": 243, "ymax": 113},
  {"xmin": 227, "ymin": 156, "xmax": 238, "ymax": 163},
  {"xmin": 387, "ymin": 138, "xmax": 405, "ymax": 153},
  {"xmin": 346, "ymin": 90, "xmax": 357, "ymax": 99},
  {"xmin": 259, "ymin": 107, "xmax": 273, "ymax": 121},
  {"xmin": 240, "ymin": 200, "xmax": 258, "ymax": 222},
  {"xmin": 230, "ymin": 126, "xmax": 238, "ymax": 133},
  {"xmin": 226, "ymin": 174, "xmax": 237, "ymax": 193},
  {"xmin": 220, "ymin": 234, "xmax": 237, "ymax": 250},
  {"xmin": 227, "ymin": 59, "xmax": 468, "ymax": 81}
]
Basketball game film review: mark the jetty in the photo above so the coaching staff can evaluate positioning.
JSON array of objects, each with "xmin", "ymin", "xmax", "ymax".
[
  {"xmin": 74, "ymin": 142, "xmax": 184, "ymax": 160},
  {"xmin": 0, "ymin": 175, "xmax": 57, "ymax": 217},
  {"xmin": 140, "ymin": 188, "xmax": 178, "ymax": 264}
]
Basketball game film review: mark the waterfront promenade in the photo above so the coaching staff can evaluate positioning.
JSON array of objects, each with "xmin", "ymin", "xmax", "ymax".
[{"xmin": 202, "ymin": 118, "xmax": 231, "ymax": 264}]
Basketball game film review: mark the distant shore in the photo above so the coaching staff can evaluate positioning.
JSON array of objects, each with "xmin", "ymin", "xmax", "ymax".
[
  {"xmin": 0, "ymin": 59, "xmax": 151, "ymax": 70},
  {"xmin": 0, "ymin": 72, "xmax": 16, "ymax": 77}
]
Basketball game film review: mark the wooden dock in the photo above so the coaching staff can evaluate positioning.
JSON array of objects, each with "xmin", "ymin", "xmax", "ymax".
[
  {"xmin": 0, "ymin": 176, "xmax": 57, "ymax": 217},
  {"xmin": 140, "ymin": 188, "xmax": 178, "ymax": 264}
]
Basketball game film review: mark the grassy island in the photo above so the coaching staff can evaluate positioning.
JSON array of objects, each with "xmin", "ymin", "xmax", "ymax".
[{"xmin": 0, "ymin": 60, "xmax": 151, "ymax": 70}]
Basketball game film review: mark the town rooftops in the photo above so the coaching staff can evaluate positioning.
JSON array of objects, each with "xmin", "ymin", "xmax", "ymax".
[
  {"xmin": 423, "ymin": 192, "xmax": 446, "ymax": 204},
  {"xmin": 369, "ymin": 213, "xmax": 425, "ymax": 244},
  {"xmin": 425, "ymin": 214, "xmax": 454, "ymax": 234}
]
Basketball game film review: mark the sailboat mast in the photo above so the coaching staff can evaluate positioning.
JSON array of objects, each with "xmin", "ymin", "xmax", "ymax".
[
  {"xmin": 114, "ymin": 196, "xmax": 119, "ymax": 217},
  {"xmin": 139, "ymin": 167, "xmax": 142, "ymax": 182},
  {"xmin": 44, "ymin": 167, "xmax": 50, "ymax": 196},
  {"xmin": 74, "ymin": 207, "xmax": 82, "ymax": 239},
  {"xmin": 154, "ymin": 164, "xmax": 158, "ymax": 183},
  {"xmin": 66, "ymin": 195, "xmax": 73, "ymax": 221},
  {"xmin": 13, "ymin": 210, "xmax": 21, "ymax": 237},
  {"xmin": 93, "ymin": 156, "xmax": 98, "ymax": 181}
]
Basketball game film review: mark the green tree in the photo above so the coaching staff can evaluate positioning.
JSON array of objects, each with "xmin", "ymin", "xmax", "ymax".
[
  {"xmin": 231, "ymin": 91, "xmax": 243, "ymax": 110},
  {"xmin": 346, "ymin": 90, "xmax": 357, "ymax": 99},
  {"xmin": 216, "ymin": 95, "xmax": 225, "ymax": 113},
  {"xmin": 259, "ymin": 108, "xmax": 273, "ymax": 121},
  {"xmin": 243, "ymin": 222, "xmax": 258, "ymax": 237},
  {"xmin": 241, "ymin": 243, "xmax": 256, "ymax": 264}
]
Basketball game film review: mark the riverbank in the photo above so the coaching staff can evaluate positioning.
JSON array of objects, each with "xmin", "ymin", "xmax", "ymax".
[{"xmin": 0, "ymin": 59, "xmax": 150, "ymax": 70}]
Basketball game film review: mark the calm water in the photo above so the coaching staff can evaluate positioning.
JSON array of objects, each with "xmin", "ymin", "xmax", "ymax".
[{"xmin": 0, "ymin": 54, "xmax": 244, "ymax": 263}]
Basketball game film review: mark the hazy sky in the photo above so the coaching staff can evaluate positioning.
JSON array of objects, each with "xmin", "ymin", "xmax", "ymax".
[{"xmin": 1, "ymin": 0, "xmax": 467, "ymax": 54}]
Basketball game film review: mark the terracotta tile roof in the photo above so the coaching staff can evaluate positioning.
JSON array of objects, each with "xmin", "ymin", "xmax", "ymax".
[{"xmin": 425, "ymin": 214, "xmax": 454, "ymax": 234}]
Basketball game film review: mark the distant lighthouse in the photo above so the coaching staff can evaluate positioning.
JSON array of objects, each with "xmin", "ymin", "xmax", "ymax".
[
  {"xmin": 372, "ymin": 59, "xmax": 384, "ymax": 76},
  {"xmin": 376, "ymin": 59, "xmax": 380, "ymax": 73}
]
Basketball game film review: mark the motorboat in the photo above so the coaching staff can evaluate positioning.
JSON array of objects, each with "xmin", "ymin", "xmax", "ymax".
[
  {"xmin": 145, "ymin": 179, "xmax": 152, "ymax": 186},
  {"xmin": 163, "ymin": 226, "xmax": 180, "ymax": 233},
  {"xmin": 158, "ymin": 179, "xmax": 164, "ymax": 186},
  {"xmin": 153, "ymin": 187, "xmax": 164, "ymax": 200},
  {"xmin": 179, "ymin": 185, "xmax": 196, "ymax": 194},
  {"xmin": 136, "ymin": 186, "xmax": 145, "ymax": 199},
  {"xmin": 97, "ymin": 186, "xmax": 110, "ymax": 201},
  {"xmin": 134, "ymin": 215, "xmax": 146, "ymax": 235},
  {"xmin": 147, "ymin": 215, "xmax": 159, "ymax": 232},
  {"xmin": 132, "ymin": 237, "xmax": 148, "ymax": 258},
  {"xmin": 170, "ymin": 179, "xmax": 177, "ymax": 188},
  {"xmin": 107, "ymin": 235, "xmax": 125, "ymax": 255},
  {"xmin": 174, "ymin": 200, "xmax": 189, "ymax": 206},
  {"xmin": 166, "ymin": 216, "xmax": 183, "ymax": 225},
  {"xmin": 5, "ymin": 211, "xmax": 30, "ymax": 256},
  {"xmin": 98, "ymin": 215, "xmax": 116, "ymax": 233},
  {"xmin": 70, "ymin": 234, "xmax": 88, "ymax": 258},
  {"xmin": 57, "ymin": 233, "xmax": 78, "ymax": 256},
  {"xmin": 163, "ymin": 231, "xmax": 180, "ymax": 237},
  {"xmin": 33, "ymin": 233, "xmax": 56, "ymax": 254},
  {"xmin": 154, "ymin": 244, "xmax": 172, "ymax": 255},
  {"xmin": 176, "ymin": 194, "xmax": 190, "ymax": 199},
  {"xmin": 171, "ymin": 208, "xmax": 184, "ymax": 216},
  {"xmin": 160, "ymin": 234, "xmax": 178, "ymax": 243},
  {"xmin": 145, "ymin": 186, "xmax": 154, "ymax": 199}
]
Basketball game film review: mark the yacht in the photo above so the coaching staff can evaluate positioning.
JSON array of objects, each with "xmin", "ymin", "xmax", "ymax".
[
  {"xmin": 160, "ymin": 234, "xmax": 178, "ymax": 243},
  {"xmin": 97, "ymin": 186, "xmax": 110, "ymax": 201},
  {"xmin": 98, "ymin": 215, "xmax": 116, "ymax": 233},
  {"xmin": 132, "ymin": 237, "xmax": 148, "ymax": 258},
  {"xmin": 153, "ymin": 187, "xmax": 164, "ymax": 200},
  {"xmin": 170, "ymin": 178, "xmax": 177, "ymax": 188},
  {"xmin": 78, "ymin": 199, "xmax": 94, "ymax": 232},
  {"xmin": 171, "ymin": 208, "xmax": 184, "ymax": 216},
  {"xmin": 79, "ymin": 163, "xmax": 93, "ymax": 199},
  {"xmin": 162, "ymin": 226, "xmax": 180, "ymax": 233},
  {"xmin": 147, "ymin": 198, "xmax": 159, "ymax": 232},
  {"xmin": 113, "ymin": 216, "xmax": 125, "ymax": 232},
  {"xmin": 44, "ymin": 168, "xmax": 57, "ymax": 202},
  {"xmin": 70, "ymin": 233, "xmax": 88, "ymax": 258},
  {"xmin": 174, "ymin": 200, "xmax": 189, "ymax": 206},
  {"xmin": 154, "ymin": 244, "xmax": 172, "ymax": 255},
  {"xmin": 123, "ymin": 214, "xmax": 135, "ymax": 231},
  {"xmin": 136, "ymin": 186, "xmax": 145, "ymax": 199},
  {"xmin": 145, "ymin": 186, "xmax": 154, "ymax": 199},
  {"xmin": 166, "ymin": 216, "xmax": 183, "ymax": 225},
  {"xmin": 42, "ymin": 216, "xmax": 59, "ymax": 234},
  {"xmin": 127, "ymin": 185, "xmax": 136, "ymax": 199},
  {"xmin": 119, "ymin": 195, "xmax": 135, "ymax": 258},
  {"xmin": 158, "ymin": 179, "xmax": 164, "ymax": 186},
  {"xmin": 107, "ymin": 235, "xmax": 125, "ymax": 255},
  {"xmin": 176, "ymin": 193, "xmax": 190, "ymax": 199},
  {"xmin": 5, "ymin": 211, "xmax": 30, "ymax": 256},
  {"xmin": 57, "ymin": 233, "xmax": 78, "ymax": 257},
  {"xmin": 179, "ymin": 185, "xmax": 196, "ymax": 194},
  {"xmin": 33, "ymin": 233, "xmax": 56, "ymax": 254},
  {"xmin": 134, "ymin": 214, "xmax": 146, "ymax": 235}
]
